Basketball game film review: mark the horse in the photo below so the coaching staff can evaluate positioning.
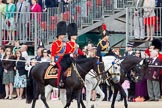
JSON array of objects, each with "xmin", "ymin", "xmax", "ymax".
[
  {"xmin": 100, "ymin": 55, "xmax": 149, "ymax": 108},
  {"xmin": 62, "ymin": 56, "xmax": 100, "ymax": 108},
  {"xmin": 26, "ymin": 54, "xmax": 100, "ymax": 108}
]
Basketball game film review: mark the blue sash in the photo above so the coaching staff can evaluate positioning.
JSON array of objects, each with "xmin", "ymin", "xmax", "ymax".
[{"xmin": 55, "ymin": 46, "xmax": 66, "ymax": 62}]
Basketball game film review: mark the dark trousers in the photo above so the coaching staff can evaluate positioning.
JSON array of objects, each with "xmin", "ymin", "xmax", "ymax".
[
  {"xmin": 0, "ymin": 76, "xmax": 5, "ymax": 98},
  {"xmin": 100, "ymin": 83, "xmax": 107, "ymax": 101},
  {"xmin": 160, "ymin": 74, "xmax": 162, "ymax": 95},
  {"xmin": 128, "ymin": 81, "xmax": 135, "ymax": 98}
]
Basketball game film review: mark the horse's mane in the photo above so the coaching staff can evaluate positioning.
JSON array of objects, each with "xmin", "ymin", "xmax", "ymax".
[
  {"xmin": 121, "ymin": 55, "xmax": 143, "ymax": 71},
  {"xmin": 75, "ymin": 57, "xmax": 96, "ymax": 64}
]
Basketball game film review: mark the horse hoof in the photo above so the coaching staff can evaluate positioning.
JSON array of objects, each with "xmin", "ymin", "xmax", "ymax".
[
  {"xmin": 91, "ymin": 104, "xmax": 94, "ymax": 108},
  {"xmin": 111, "ymin": 106, "xmax": 114, "ymax": 108}
]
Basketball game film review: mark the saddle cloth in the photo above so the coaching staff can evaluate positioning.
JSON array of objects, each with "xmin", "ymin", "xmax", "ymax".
[
  {"xmin": 44, "ymin": 65, "xmax": 58, "ymax": 79},
  {"xmin": 44, "ymin": 66, "xmax": 72, "ymax": 79}
]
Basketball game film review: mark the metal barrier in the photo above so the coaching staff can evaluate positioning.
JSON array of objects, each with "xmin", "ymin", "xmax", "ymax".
[
  {"xmin": 126, "ymin": 7, "xmax": 162, "ymax": 45},
  {"xmin": 0, "ymin": 0, "xmax": 133, "ymax": 55}
]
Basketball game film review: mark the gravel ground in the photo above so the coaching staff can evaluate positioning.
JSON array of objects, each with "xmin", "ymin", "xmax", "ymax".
[{"xmin": 0, "ymin": 99, "xmax": 162, "ymax": 108}]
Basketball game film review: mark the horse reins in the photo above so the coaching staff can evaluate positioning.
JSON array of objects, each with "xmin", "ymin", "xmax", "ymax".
[{"xmin": 72, "ymin": 63, "xmax": 85, "ymax": 85}]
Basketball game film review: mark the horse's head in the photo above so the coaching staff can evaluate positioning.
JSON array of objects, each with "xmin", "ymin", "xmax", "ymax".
[
  {"xmin": 130, "ymin": 58, "xmax": 149, "ymax": 82},
  {"xmin": 109, "ymin": 63, "xmax": 121, "ymax": 84}
]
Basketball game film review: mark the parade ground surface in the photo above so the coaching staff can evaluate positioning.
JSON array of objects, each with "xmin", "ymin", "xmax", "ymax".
[{"xmin": 0, "ymin": 99, "xmax": 162, "ymax": 108}]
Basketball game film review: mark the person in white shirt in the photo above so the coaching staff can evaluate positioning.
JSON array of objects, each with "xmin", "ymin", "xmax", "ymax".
[{"xmin": 20, "ymin": 44, "xmax": 29, "ymax": 61}]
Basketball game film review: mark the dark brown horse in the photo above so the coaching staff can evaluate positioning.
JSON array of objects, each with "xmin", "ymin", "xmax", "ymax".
[
  {"xmin": 26, "ymin": 54, "xmax": 100, "ymax": 108},
  {"xmin": 101, "ymin": 55, "xmax": 149, "ymax": 108}
]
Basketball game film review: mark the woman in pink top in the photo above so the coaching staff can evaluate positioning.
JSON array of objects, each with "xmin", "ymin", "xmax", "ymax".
[{"xmin": 30, "ymin": 0, "xmax": 42, "ymax": 22}]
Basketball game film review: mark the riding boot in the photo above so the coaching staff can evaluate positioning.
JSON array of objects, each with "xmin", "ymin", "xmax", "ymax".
[
  {"xmin": 59, "ymin": 79, "xmax": 64, "ymax": 87},
  {"xmin": 59, "ymin": 75, "xmax": 64, "ymax": 88}
]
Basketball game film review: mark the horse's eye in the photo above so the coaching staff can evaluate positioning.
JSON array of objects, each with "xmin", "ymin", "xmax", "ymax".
[{"xmin": 114, "ymin": 67, "xmax": 117, "ymax": 69}]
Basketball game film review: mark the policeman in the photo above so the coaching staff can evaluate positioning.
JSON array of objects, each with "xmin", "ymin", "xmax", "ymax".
[{"xmin": 51, "ymin": 21, "xmax": 67, "ymax": 86}]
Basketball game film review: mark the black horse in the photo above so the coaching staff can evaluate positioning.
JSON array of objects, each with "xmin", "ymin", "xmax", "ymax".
[
  {"xmin": 102, "ymin": 55, "xmax": 148, "ymax": 108},
  {"xmin": 26, "ymin": 54, "xmax": 100, "ymax": 108}
]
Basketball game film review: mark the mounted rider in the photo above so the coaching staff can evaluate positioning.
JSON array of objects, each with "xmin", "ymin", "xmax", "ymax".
[
  {"xmin": 50, "ymin": 21, "xmax": 67, "ymax": 86},
  {"xmin": 65, "ymin": 23, "xmax": 84, "ymax": 57},
  {"xmin": 96, "ymin": 23, "xmax": 111, "ymax": 62}
]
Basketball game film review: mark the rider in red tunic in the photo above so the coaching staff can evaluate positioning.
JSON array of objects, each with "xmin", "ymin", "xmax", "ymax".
[
  {"xmin": 51, "ymin": 21, "xmax": 67, "ymax": 86},
  {"xmin": 65, "ymin": 23, "xmax": 84, "ymax": 57}
]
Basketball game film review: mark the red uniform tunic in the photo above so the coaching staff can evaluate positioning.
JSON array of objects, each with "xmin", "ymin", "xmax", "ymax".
[
  {"xmin": 51, "ymin": 40, "xmax": 66, "ymax": 85},
  {"xmin": 65, "ymin": 41, "xmax": 84, "ymax": 56}
]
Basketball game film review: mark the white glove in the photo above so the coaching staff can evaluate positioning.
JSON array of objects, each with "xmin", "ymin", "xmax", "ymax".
[
  {"xmin": 50, "ymin": 62, "xmax": 56, "ymax": 66},
  {"xmin": 70, "ymin": 53, "xmax": 73, "ymax": 57}
]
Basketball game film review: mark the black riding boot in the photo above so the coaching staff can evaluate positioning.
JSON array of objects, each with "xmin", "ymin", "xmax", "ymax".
[{"xmin": 59, "ymin": 75, "xmax": 65, "ymax": 88}]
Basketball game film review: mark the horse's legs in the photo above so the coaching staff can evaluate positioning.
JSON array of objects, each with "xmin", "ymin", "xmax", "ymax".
[
  {"xmin": 111, "ymin": 86, "xmax": 118, "ymax": 108},
  {"xmin": 76, "ymin": 89, "xmax": 82, "ymax": 108},
  {"xmin": 64, "ymin": 88, "xmax": 72, "ymax": 108},
  {"xmin": 119, "ymin": 86, "xmax": 128, "ymax": 108},
  {"xmin": 42, "ymin": 85, "xmax": 53, "ymax": 108},
  {"xmin": 60, "ymin": 88, "xmax": 67, "ymax": 106},
  {"xmin": 32, "ymin": 85, "xmax": 40, "ymax": 108},
  {"xmin": 40, "ymin": 85, "xmax": 49, "ymax": 108},
  {"xmin": 80, "ymin": 91, "xmax": 86, "ymax": 108}
]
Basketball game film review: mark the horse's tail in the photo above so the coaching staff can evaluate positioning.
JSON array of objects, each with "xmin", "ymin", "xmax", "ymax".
[{"xmin": 26, "ymin": 67, "xmax": 34, "ymax": 104}]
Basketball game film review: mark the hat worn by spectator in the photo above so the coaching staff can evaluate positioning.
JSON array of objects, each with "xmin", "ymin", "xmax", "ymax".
[
  {"xmin": 67, "ymin": 23, "xmax": 78, "ymax": 40},
  {"xmin": 151, "ymin": 39, "xmax": 162, "ymax": 51},
  {"xmin": 57, "ymin": 21, "xmax": 67, "ymax": 38}
]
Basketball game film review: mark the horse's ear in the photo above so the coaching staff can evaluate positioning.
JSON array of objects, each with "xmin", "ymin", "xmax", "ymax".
[
  {"xmin": 139, "ymin": 60, "xmax": 144, "ymax": 65},
  {"xmin": 118, "ymin": 59, "xmax": 124, "ymax": 64}
]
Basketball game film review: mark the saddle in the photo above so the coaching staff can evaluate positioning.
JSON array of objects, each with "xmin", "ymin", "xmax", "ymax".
[{"xmin": 44, "ymin": 65, "xmax": 58, "ymax": 79}]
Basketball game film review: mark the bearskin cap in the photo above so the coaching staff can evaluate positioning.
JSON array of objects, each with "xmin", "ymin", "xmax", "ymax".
[
  {"xmin": 67, "ymin": 23, "xmax": 78, "ymax": 40},
  {"xmin": 57, "ymin": 21, "xmax": 67, "ymax": 38},
  {"xmin": 152, "ymin": 39, "xmax": 162, "ymax": 51}
]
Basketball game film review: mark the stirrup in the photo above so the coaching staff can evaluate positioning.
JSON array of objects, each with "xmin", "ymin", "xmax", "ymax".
[{"xmin": 59, "ymin": 80, "xmax": 64, "ymax": 87}]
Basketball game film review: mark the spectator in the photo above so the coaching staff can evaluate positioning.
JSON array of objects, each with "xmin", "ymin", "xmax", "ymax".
[
  {"xmin": 5, "ymin": 0, "xmax": 16, "ymax": 45},
  {"xmin": 133, "ymin": 0, "xmax": 145, "ymax": 40},
  {"xmin": 0, "ymin": 0, "xmax": 6, "ymax": 44},
  {"xmin": 156, "ymin": 0, "xmax": 162, "ymax": 34},
  {"xmin": 12, "ymin": 40, "xmax": 21, "ymax": 56},
  {"xmin": 122, "ymin": 79, "xmax": 130, "ymax": 100},
  {"xmin": 143, "ymin": 0, "xmax": 156, "ymax": 41},
  {"xmin": 15, "ymin": 0, "xmax": 30, "ymax": 42},
  {"xmin": 20, "ymin": 44, "xmax": 29, "ymax": 60},
  {"xmin": 2, "ymin": 48, "xmax": 15, "ymax": 100},
  {"xmin": 25, "ymin": 58, "xmax": 37, "ymax": 96},
  {"xmin": 35, "ymin": 47, "xmax": 43, "ymax": 61},
  {"xmin": 135, "ymin": 50, "xmax": 148, "ymax": 101},
  {"xmin": 0, "ymin": 46, "xmax": 5, "ymax": 99},
  {"xmin": 145, "ymin": 50, "xmax": 161, "ymax": 101},
  {"xmin": 25, "ymin": 58, "xmax": 37, "ymax": 76},
  {"xmin": 45, "ymin": 0, "xmax": 58, "ymax": 9},
  {"xmin": 40, "ymin": 49, "xmax": 50, "ymax": 62},
  {"xmin": 14, "ymin": 50, "xmax": 27, "ymax": 100},
  {"xmin": 30, "ymin": 0, "xmax": 42, "ymax": 22}
]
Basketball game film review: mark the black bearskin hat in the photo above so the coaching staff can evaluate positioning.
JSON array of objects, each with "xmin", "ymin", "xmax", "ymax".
[
  {"xmin": 152, "ymin": 39, "xmax": 162, "ymax": 51},
  {"xmin": 101, "ymin": 23, "xmax": 109, "ymax": 38},
  {"xmin": 67, "ymin": 23, "xmax": 78, "ymax": 40},
  {"xmin": 57, "ymin": 21, "xmax": 67, "ymax": 38}
]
